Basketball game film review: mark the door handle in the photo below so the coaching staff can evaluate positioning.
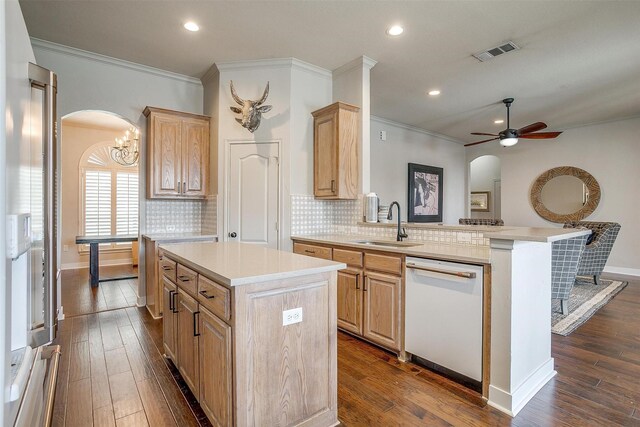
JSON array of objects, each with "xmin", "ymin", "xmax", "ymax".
[
  {"xmin": 363, "ymin": 275, "xmax": 368, "ymax": 291},
  {"xmin": 193, "ymin": 311, "xmax": 200, "ymax": 337},
  {"xmin": 171, "ymin": 291, "xmax": 178, "ymax": 313},
  {"xmin": 355, "ymin": 273, "xmax": 360, "ymax": 290},
  {"xmin": 331, "ymin": 179, "xmax": 336, "ymax": 193},
  {"xmin": 168, "ymin": 290, "xmax": 175, "ymax": 311},
  {"xmin": 178, "ymin": 181, "xmax": 181, "ymax": 193},
  {"xmin": 406, "ymin": 263, "xmax": 476, "ymax": 279},
  {"xmin": 183, "ymin": 182, "xmax": 186, "ymax": 193},
  {"xmin": 228, "ymin": 232, "xmax": 237, "ymax": 238}
]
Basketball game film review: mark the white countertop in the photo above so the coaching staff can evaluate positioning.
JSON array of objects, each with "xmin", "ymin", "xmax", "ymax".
[
  {"xmin": 292, "ymin": 234, "xmax": 491, "ymax": 264},
  {"xmin": 141, "ymin": 232, "xmax": 217, "ymax": 243},
  {"xmin": 159, "ymin": 242, "xmax": 345, "ymax": 287},
  {"xmin": 484, "ymin": 227, "xmax": 591, "ymax": 242}
]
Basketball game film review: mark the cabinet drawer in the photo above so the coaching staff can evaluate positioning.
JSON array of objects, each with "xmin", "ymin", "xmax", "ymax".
[
  {"xmin": 197, "ymin": 275, "xmax": 231, "ymax": 322},
  {"xmin": 176, "ymin": 264, "xmax": 198, "ymax": 296},
  {"xmin": 333, "ymin": 248, "xmax": 363, "ymax": 267},
  {"xmin": 364, "ymin": 253, "xmax": 403, "ymax": 276},
  {"xmin": 161, "ymin": 257, "xmax": 177, "ymax": 283},
  {"xmin": 293, "ymin": 243, "xmax": 332, "ymax": 260}
]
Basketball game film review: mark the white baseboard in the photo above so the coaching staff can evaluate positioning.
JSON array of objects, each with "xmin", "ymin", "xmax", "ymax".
[
  {"xmin": 488, "ymin": 359, "xmax": 556, "ymax": 417},
  {"xmin": 137, "ymin": 296, "xmax": 146, "ymax": 307},
  {"xmin": 61, "ymin": 258, "xmax": 133, "ymax": 270},
  {"xmin": 604, "ymin": 266, "xmax": 640, "ymax": 279},
  {"xmin": 58, "ymin": 306, "xmax": 65, "ymax": 321}
]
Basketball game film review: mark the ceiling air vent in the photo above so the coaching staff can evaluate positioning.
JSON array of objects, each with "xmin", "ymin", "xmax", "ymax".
[{"xmin": 473, "ymin": 41, "xmax": 520, "ymax": 62}]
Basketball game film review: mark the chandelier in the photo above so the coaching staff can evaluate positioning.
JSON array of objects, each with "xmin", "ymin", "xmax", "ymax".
[{"xmin": 111, "ymin": 127, "xmax": 139, "ymax": 166}]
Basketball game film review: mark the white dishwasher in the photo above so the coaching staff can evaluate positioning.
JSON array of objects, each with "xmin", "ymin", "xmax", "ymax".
[{"xmin": 405, "ymin": 257, "xmax": 484, "ymax": 387}]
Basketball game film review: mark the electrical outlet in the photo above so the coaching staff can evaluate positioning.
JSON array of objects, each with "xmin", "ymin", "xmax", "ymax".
[
  {"xmin": 166, "ymin": 224, "xmax": 176, "ymax": 232},
  {"xmin": 282, "ymin": 307, "xmax": 303, "ymax": 326},
  {"xmin": 379, "ymin": 130, "xmax": 387, "ymax": 141},
  {"xmin": 63, "ymin": 245, "xmax": 69, "ymax": 252}
]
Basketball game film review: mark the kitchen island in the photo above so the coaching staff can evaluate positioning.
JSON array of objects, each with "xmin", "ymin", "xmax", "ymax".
[
  {"xmin": 159, "ymin": 241, "xmax": 345, "ymax": 427},
  {"xmin": 292, "ymin": 225, "xmax": 590, "ymax": 417}
]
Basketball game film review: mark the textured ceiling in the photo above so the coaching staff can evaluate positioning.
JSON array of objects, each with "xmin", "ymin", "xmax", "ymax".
[{"xmin": 20, "ymin": 0, "xmax": 640, "ymax": 144}]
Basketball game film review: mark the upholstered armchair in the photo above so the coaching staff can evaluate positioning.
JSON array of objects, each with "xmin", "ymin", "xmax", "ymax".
[
  {"xmin": 563, "ymin": 221, "xmax": 621, "ymax": 285},
  {"xmin": 459, "ymin": 218, "xmax": 505, "ymax": 226},
  {"xmin": 552, "ymin": 234, "xmax": 590, "ymax": 314}
]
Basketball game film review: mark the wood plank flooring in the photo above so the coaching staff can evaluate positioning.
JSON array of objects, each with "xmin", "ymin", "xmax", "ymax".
[
  {"xmin": 61, "ymin": 265, "xmax": 138, "ymax": 317},
  {"xmin": 54, "ymin": 271, "xmax": 640, "ymax": 426}
]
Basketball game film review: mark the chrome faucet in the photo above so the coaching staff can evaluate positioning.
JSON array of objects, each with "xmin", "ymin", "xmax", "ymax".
[{"xmin": 388, "ymin": 201, "xmax": 408, "ymax": 242}]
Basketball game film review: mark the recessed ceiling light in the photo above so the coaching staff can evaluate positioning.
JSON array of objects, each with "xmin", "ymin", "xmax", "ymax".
[
  {"xmin": 183, "ymin": 21, "xmax": 199, "ymax": 32},
  {"xmin": 428, "ymin": 90, "xmax": 441, "ymax": 96},
  {"xmin": 386, "ymin": 25, "xmax": 404, "ymax": 36},
  {"xmin": 494, "ymin": 119, "xmax": 504, "ymax": 124}
]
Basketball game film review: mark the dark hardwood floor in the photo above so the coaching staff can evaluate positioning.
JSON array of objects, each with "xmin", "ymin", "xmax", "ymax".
[
  {"xmin": 54, "ymin": 270, "xmax": 640, "ymax": 426},
  {"xmin": 61, "ymin": 265, "xmax": 138, "ymax": 317}
]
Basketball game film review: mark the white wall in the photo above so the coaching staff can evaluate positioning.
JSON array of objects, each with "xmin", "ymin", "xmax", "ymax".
[
  {"xmin": 469, "ymin": 155, "xmax": 501, "ymax": 220},
  {"xmin": 466, "ymin": 116, "xmax": 640, "ymax": 273},
  {"xmin": 370, "ymin": 117, "xmax": 467, "ymax": 224},
  {"xmin": 3, "ymin": 1, "xmax": 36, "ymax": 423}
]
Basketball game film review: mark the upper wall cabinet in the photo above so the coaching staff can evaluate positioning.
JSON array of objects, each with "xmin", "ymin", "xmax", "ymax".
[
  {"xmin": 144, "ymin": 107, "xmax": 210, "ymax": 199},
  {"xmin": 312, "ymin": 102, "xmax": 360, "ymax": 199}
]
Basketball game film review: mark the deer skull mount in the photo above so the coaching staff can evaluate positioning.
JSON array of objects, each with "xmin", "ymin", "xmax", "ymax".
[{"xmin": 229, "ymin": 81, "xmax": 272, "ymax": 133}]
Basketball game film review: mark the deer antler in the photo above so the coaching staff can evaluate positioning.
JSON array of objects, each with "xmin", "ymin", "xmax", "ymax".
[
  {"xmin": 256, "ymin": 82, "xmax": 270, "ymax": 105},
  {"xmin": 229, "ymin": 80, "xmax": 244, "ymax": 105}
]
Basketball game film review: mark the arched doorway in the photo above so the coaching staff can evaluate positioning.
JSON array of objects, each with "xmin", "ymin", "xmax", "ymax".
[
  {"xmin": 60, "ymin": 110, "xmax": 140, "ymax": 316},
  {"xmin": 469, "ymin": 155, "xmax": 501, "ymax": 220}
]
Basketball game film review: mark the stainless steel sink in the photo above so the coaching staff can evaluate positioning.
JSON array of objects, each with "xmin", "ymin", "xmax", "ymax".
[{"xmin": 350, "ymin": 240, "xmax": 423, "ymax": 248}]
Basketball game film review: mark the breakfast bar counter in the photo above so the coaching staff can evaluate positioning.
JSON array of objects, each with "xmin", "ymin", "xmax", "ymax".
[{"xmin": 159, "ymin": 241, "xmax": 344, "ymax": 427}]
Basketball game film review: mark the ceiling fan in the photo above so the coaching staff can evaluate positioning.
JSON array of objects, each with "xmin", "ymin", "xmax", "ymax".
[{"xmin": 465, "ymin": 98, "xmax": 562, "ymax": 147}]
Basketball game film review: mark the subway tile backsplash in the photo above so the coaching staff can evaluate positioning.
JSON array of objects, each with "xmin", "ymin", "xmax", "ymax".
[
  {"xmin": 146, "ymin": 199, "xmax": 202, "ymax": 234},
  {"xmin": 290, "ymin": 194, "xmax": 489, "ymax": 247}
]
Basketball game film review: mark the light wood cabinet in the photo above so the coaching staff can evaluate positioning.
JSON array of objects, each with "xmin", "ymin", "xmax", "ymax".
[
  {"xmin": 177, "ymin": 289, "xmax": 200, "ymax": 400},
  {"xmin": 144, "ymin": 106, "xmax": 210, "ymax": 199},
  {"xmin": 363, "ymin": 272, "xmax": 402, "ymax": 351},
  {"xmin": 199, "ymin": 306, "xmax": 232, "ymax": 427},
  {"xmin": 336, "ymin": 268, "xmax": 362, "ymax": 335},
  {"xmin": 311, "ymin": 102, "xmax": 359, "ymax": 200},
  {"xmin": 162, "ymin": 278, "xmax": 178, "ymax": 362},
  {"xmin": 292, "ymin": 242, "xmax": 332, "ymax": 260}
]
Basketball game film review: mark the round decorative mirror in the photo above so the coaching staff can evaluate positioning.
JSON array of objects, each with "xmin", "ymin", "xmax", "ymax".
[{"xmin": 530, "ymin": 166, "xmax": 600, "ymax": 223}]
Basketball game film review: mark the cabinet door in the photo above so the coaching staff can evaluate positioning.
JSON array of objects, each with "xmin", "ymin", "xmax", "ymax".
[
  {"xmin": 337, "ymin": 269, "xmax": 362, "ymax": 335},
  {"xmin": 314, "ymin": 112, "xmax": 338, "ymax": 197},
  {"xmin": 151, "ymin": 114, "xmax": 182, "ymax": 197},
  {"xmin": 199, "ymin": 307, "xmax": 232, "ymax": 427},
  {"xmin": 177, "ymin": 289, "xmax": 200, "ymax": 400},
  {"xmin": 363, "ymin": 272, "xmax": 401, "ymax": 351},
  {"xmin": 181, "ymin": 118, "xmax": 209, "ymax": 198},
  {"xmin": 162, "ymin": 278, "xmax": 178, "ymax": 362}
]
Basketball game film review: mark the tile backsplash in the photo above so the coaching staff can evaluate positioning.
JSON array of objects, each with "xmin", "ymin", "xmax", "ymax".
[
  {"xmin": 201, "ymin": 195, "xmax": 217, "ymax": 234},
  {"xmin": 290, "ymin": 193, "xmax": 489, "ymax": 247},
  {"xmin": 145, "ymin": 199, "xmax": 202, "ymax": 233}
]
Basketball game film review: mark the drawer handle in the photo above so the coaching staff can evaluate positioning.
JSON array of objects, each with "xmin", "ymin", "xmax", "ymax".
[
  {"xmin": 406, "ymin": 263, "xmax": 476, "ymax": 279},
  {"xmin": 162, "ymin": 265, "xmax": 173, "ymax": 271},
  {"xmin": 193, "ymin": 311, "xmax": 200, "ymax": 337},
  {"xmin": 199, "ymin": 290, "xmax": 216, "ymax": 299},
  {"xmin": 178, "ymin": 275, "xmax": 191, "ymax": 282},
  {"xmin": 304, "ymin": 249, "xmax": 316, "ymax": 254}
]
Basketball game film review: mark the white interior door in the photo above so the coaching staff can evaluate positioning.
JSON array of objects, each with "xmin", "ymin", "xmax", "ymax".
[{"xmin": 228, "ymin": 142, "xmax": 279, "ymax": 248}]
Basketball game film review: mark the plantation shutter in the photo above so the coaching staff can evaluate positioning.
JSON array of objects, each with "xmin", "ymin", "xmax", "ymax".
[
  {"xmin": 116, "ymin": 172, "xmax": 139, "ymax": 236},
  {"xmin": 84, "ymin": 170, "xmax": 112, "ymax": 236}
]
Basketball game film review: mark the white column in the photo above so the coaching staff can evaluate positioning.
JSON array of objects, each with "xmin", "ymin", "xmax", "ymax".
[{"xmin": 488, "ymin": 238, "xmax": 556, "ymax": 416}]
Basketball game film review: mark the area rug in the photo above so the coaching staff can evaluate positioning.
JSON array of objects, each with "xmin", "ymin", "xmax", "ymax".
[{"xmin": 551, "ymin": 277, "xmax": 627, "ymax": 336}]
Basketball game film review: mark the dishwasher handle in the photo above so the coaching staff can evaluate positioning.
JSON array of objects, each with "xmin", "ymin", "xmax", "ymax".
[{"xmin": 406, "ymin": 262, "xmax": 476, "ymax": 279}]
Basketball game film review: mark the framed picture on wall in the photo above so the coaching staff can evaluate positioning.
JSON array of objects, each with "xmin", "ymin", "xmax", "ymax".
[
  {"xmin": 408, "ymin": 163, "xmax": 443, "ymax": 223},
  {"xmin": 470, "ymin": 191, "xmax": 490, "ymax": 212}
]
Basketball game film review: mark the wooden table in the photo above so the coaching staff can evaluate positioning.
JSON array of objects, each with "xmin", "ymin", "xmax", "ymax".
[{"xmin": 75, "ymin": 235, "xmax": 138, "ymax": 287}]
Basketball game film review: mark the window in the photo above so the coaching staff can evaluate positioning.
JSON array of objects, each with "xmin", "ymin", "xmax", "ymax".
[{"xmin": 80, "ymin": 142, "xmax": 139, "ymax": 251}]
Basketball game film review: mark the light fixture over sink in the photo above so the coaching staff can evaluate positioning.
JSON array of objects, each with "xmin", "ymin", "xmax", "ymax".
[{"xmin": 111, "ymin": 127, "xmax": 139, "ymax": 166}]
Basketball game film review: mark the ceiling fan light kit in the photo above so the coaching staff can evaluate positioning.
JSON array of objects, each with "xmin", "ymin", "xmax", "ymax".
[{"xmin": 465, "ymin": 97, "xmax": 562, "ymax": 147}]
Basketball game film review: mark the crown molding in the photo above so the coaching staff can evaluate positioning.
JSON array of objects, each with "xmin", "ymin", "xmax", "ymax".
[
  {"xmin": 213, "ymin": 57, "xmax": 331, "ymax": 79},
  {"xmin": 200, "ymin": 64, "xmax": 220, "ymax": 85},
  {"xmin": 333, "ymin": 55, "xmax": 378, "ymax": 77},
  {"xmin": 370, "ymin": 115, "xmax": 463, "ymax": 144},
  {"xmin": 30, "ymin": 38, "xmax": 202, "ymax": 86}
]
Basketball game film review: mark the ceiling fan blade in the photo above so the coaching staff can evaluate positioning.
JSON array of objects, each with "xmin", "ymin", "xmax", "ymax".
[
  {"xmin": 470, "ymin": 132, "xmax": 498, "ymax": 136},
  {"xmin": 464, "ymin": 137, "xmax": 499, "ymax": 147},
  {"xmin": 516, "ymin": 122, "xmax": 547, "ymax": 135},
  {"xmin": 519, "ymin": 131, "xmax": 563, "ymax": 139}
]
